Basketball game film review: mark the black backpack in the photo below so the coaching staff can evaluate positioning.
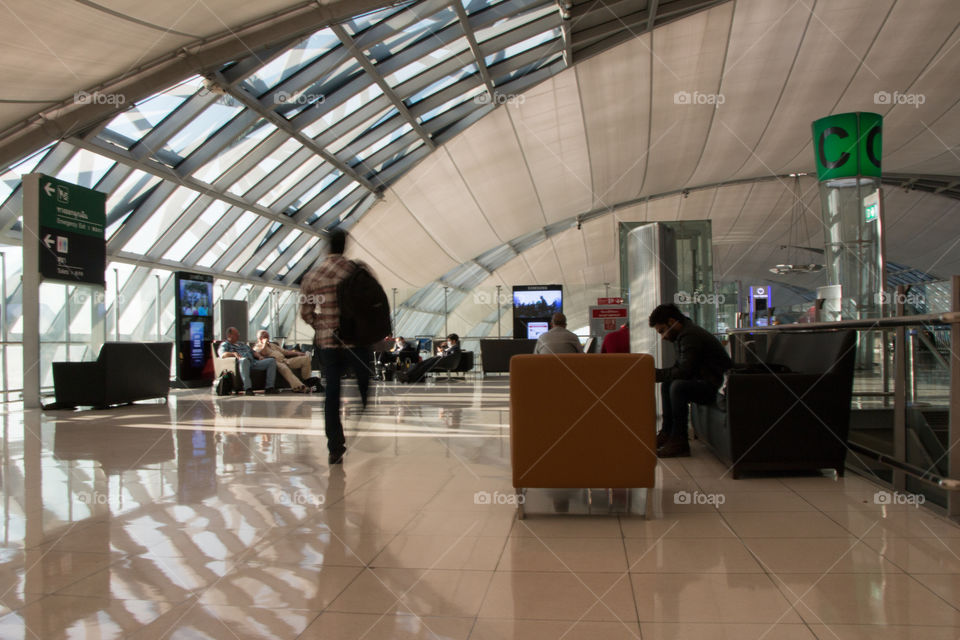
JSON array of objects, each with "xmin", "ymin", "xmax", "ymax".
[
  {"xmin": 215, "ymin": 370, "xmax": 235, "ymax": 396},
  {"xmin": 336, "ymin": 261, "xmax": 392, "ymax": 346}
]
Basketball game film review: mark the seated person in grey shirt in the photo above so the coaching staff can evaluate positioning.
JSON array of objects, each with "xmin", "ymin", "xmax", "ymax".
[{"xmin": 534, "ymin": 312, "xmax": 583, "ymax": 354}]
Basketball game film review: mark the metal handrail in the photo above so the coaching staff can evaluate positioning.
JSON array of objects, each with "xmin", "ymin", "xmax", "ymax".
[
  {"xmin": 728, "ymin": 312, "xmax": 960, "ymax": 333},
  {"xmin": 848, "ymin": 442, "xmax": 960, "ymax": 491}
]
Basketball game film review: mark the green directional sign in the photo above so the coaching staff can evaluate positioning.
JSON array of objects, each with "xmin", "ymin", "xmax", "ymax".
[
  {"xmin": 811, "ymin": 112, "xmax": 882, "ymax": 181},
  {"xmin": 34, "ymin": 174, "xmax": 106, "ymax": 285}
]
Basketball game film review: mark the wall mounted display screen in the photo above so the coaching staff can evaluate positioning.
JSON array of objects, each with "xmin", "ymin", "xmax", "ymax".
[{"xmin": 512, "ymin": 285, "xmax": 562, "ymax": 339}]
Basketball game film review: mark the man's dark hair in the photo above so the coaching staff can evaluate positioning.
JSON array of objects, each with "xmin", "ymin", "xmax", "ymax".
[
  {"xmin": 328, "ymin": 229, "xmax": 347, "ymax": 255},
  {"xmin": 649, "ymin": 303, "xmax": 685, "ymax": 326},
  {"xmin": 447, "ymin": 333, "xmax": 459, "ymax": 342}
]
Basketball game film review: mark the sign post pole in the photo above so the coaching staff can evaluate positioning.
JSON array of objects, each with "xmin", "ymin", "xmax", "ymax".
[{"xmin": 21, "ymin": 174, "xmax": 107, "ymax": 407}]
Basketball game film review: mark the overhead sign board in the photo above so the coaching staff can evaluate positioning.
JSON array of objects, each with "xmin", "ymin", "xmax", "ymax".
[
  {"xmin": 29, "ymin": 174, "xmax": 106, "ymax": 285},
  {"xmin": 597, "ymin": 297, "xmax": 623, "ymax": 305},
  {"xmin": 811, "ymin": 112, "xmax": 882, "ymax": 181}
]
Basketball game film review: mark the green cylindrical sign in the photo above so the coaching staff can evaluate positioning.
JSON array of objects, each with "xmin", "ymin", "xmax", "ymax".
[{"xmin": 811, "ymin": 112, "xmax": 882, "ymax": 181}]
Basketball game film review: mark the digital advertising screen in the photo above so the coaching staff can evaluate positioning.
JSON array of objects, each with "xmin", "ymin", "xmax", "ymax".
[
  {"xmin": 179, "ymin": 279, "xmax": 214, "ymax": 316},
  {"xmin": 512, "ymin": 284, "xmax": 562, "ymax": 339},
  {"xmin": 175, "ymin": 272, "xmax": 214, "ymax": 385}
]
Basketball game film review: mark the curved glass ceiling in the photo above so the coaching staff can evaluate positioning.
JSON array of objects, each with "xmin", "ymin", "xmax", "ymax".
[{"xmin": 0, "ymin": 0, "xmax": 570, "ymax": 285}]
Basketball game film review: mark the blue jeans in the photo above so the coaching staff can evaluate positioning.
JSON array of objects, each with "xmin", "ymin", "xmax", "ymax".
[
  {"xmin": 319, "ymin": 347, "xmax": 372, "ymax": 454},
  {"xmin": 660, "ymin": 379, "xmax": 717, "ymax": 443},
  {"xmin": 237, "ymin": 357, "xmax": 276, "ymax": 390}
]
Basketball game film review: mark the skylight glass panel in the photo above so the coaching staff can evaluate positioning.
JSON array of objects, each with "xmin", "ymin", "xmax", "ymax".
[
  {"xmin": 407, "ymin": 63, "xmax": 478, "ymax": 104},
  {"xmin": 123, "ymin": 186, "xmax": 202, "ymax": 255},
  {"xmin": 55, "ymin": 149, "xmax": 115, "ymax": 189},
  {"xmin": 243, "ymin": 29, "xmax": 340, "ymax": 94},
  {"xmin": 280, "ymin": 59, "xmax": 365, "ymax": 121},
  {"xmin": 196, "ymin": 211, "xmax": 259, "ymax": 268},
  {"xmin": 326, "ymin": 106, "xmax": 396, "ymax": 154},
  {"xmin": 0, "ymin": 144, "xmax": 51, "ymax": 205},
  {"xmin": 102, "ymin": 76, "xmax": 205, "ymax": 147},
  {"xmin": 462, "ymin": 0, "xmax": 508, "ymax": 15},
  {"xmin": 192, "ymin": 120, "xmax": 276, "ymax": 184},
  {"xmin": 343, "ymin": 5, "xmax": 407, "ymax": 36},
  {"xmin": 162, "ymin": 200, "xmax": 230, "ymax": 263},
  {"xmin": 288, "ymin": 170, "xmax": 342, "ymax": 211},
  {"xmin": 364, "ymin": 8, "xmax": 458, "ymax": 63},
  {"xmin": 368, "ymin": 140, "xmax": 424, "ymax": 174},
  {"xmin": 474, "ymin": 5, "xmax": 554, "ymax": 43},
  {"xmin": 282, "ymin": 238, "xmax": 315, "ymax": 273},
  {"xmin": 159, "ymin": 99, "xmax": 244, "ymax": 162},
  {"xmin": 485, "ymin": 27, "xmax": 560, "ymax": 66},
  {"xmin": 419, "ymin": 86, "xmax": 485, "ymax": 122},
  {"xmin": 355, "ymin": 123, "xmax": 412, "ymax": 163},
  {"xmin": 257, "ymin": 156, "xmax": 325, "ymax": 208},
  {"xmin": 307, "ymin": 182, "xmax": 360, "ymax": 224},
  {"xmin": 227, "ymin": 138, "xmax": 303, "ymax": 196},
  {"xmin": 384, "ymin": 37, "xmax": 472, "ymax": 87},
  {"xmin": 300, "ymin": 84, "xmax": 384, "ymax": 137}
]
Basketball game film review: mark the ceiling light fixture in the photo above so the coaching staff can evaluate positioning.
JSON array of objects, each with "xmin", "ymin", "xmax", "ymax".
[{"xmin": 770, "ymin": 175, "xmax": 825, "ymax": 275}]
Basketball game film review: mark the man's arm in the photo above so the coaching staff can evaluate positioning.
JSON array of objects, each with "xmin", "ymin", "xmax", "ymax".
[{"xmin": 656, "ymin": 334, "xmax": 703, "ymax": 382}]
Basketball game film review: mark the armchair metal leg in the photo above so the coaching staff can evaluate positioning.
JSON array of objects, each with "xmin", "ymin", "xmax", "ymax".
[{"xmin": 517, "ymin": 488, "xmax": 526, "ymax": 519}]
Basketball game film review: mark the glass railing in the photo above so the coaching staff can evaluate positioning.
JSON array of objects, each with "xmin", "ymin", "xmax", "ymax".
[{"xmin": 727, "ymin": 279, "xmax": 960, "ymax": 518}]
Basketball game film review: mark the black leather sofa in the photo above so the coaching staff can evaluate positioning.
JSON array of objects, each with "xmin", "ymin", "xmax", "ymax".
[
  {"xmin": 51, "ymin": 342, "xmax": 172, "ymax": 409},
  {"xmin": 480, "ymin": 339, "xmax": 536, "ymax": 374},
  {"xmin": 693, "ymin": 330, "xmax": 857, "ymax": 478}
]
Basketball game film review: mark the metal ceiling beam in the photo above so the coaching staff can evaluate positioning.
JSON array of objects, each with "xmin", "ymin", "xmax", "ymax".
[
  {"xmin": 67, "ymin": 135, "xmax": 327, "ymax": 240},
  {"xmin": 330, "ymin": 24, "xmax": 437, "ymax": 151},
  {"xmin": 207, "ymin": 70, "xmax": 383, "ymax": 194},
  {"xmin": 454, "ymin": 1, "xmax": 497, "ymax": 97},
  {"xmin": 110, "ymin": 250, "xmax": 299, "ymax": 289}
]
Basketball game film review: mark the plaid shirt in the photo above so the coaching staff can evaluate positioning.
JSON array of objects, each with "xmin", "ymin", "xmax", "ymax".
[{"xmin": 299, "ymin": 254, "xmax": 356, "ymax": 348}]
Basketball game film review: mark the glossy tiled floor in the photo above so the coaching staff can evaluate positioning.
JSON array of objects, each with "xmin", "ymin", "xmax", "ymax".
[{"xmin": 2, "ymin": 377, "xmax": 960, "ymax": 638}]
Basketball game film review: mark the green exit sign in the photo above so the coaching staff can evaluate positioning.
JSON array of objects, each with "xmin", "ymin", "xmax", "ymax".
[{"xmin": 865, "ymin": 202, "xmax": 878, "ymax": 222}]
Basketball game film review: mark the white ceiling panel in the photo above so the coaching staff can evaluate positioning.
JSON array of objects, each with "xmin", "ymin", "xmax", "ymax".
[
  {"xmin": 689, "ymin": 0, "xmax": 810, "ymax": 186},
  {"xmin": 508, "ymin": 71, "xmax": 593, "ymax": 224},
  {"xmin": 677, "ymin": 187, "xmax": 717, "ymax": 221},
  {"xmin": 577, "ymin": 33, "xmax": 652, "ymax": 209},
  {"xmin": 390, "ymin": 150, "xmax": 500, "ymax": 261},
  {"xmin": 349, "ymin": 192, "xmax": 457, "ymax": 286},
  {"xmin": 520, "ymin": 238, "xmax": 563, "ymax": 283},
  {"xmin": 640, "ymin": 3, "xmax": 733, "ymax": 196},
  {"xmin": 736, "ymin": 0, "xmax": 893, "ymax": 180},
  {"xmin": 547, "ymin": 227, "xmax": 588, "ymax": 285},
  {"xmin": 445, "ymin": 107, "xmax": 545, "ymax": 241}
]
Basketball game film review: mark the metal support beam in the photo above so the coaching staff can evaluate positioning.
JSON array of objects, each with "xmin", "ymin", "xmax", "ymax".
[
  {"xmin": 67, "ymin": 135, "xmax": 326, "ymax": 240},
  {"xmin": 454, "ymin": 1, "xmax": 497, "ymax": 97},
  {"xmin": 207, "ymin": 70, "xmax": 383, "ymax": 194},
  {"xmin": 330, "ymin": 24, "xmax": 437, "ymax": 151}
]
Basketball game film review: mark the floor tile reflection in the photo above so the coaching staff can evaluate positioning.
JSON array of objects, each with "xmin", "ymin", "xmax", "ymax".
[{"xmin": 0, "ymin": 380, "xmax": 957, "ymax": 637}]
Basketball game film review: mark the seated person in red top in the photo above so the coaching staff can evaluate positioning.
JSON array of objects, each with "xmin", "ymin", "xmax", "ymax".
[{"xmin": 601, "ymin": 323, "xmax": 630, "ymax": 353}]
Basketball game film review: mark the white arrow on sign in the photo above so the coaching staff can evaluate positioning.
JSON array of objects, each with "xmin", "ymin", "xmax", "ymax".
[
  {"xmin": 43, "ymin": 234, "xmax": 54, "ymax": 249},
  {"xmin": 43, "ymin": 182, "xmax": 55, "ymax": 197}
]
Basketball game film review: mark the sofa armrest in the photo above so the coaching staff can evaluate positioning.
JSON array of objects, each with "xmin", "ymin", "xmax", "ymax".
[{"xmin": 52, "ymin": 361, "xmax": 105, "ymax": 406}]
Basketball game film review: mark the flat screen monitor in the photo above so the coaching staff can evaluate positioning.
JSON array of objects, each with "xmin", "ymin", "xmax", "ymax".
[
  {"xmin": 526, "ymin": 321, "xmax": 549, "ymax": 339},
  {"xmin": 512, "ymin": 286, "xmax": 562, "ymax": 318},
  {"xmin": 179, "ymin": 279, "xmax": 214, "ymax": 317}
]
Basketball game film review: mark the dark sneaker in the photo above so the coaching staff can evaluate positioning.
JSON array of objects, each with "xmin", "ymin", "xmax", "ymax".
[
  {"xmin": 264, "ymin": 387, "xmax": 279, "ymax": 395},
  {"xmin": 657, "ymin": 440, "xmax": 691, "ymax": 458},
  {"xmin": 328, "ymin": 449, "xmax": 345, "ymax": 465},
  {"xmin": 656, "ymin": 430, "xmax": 669, "ymax": 448},
  {"xmin": 244, "ymin": 389, "xmax": 255, "ymax": 396}
]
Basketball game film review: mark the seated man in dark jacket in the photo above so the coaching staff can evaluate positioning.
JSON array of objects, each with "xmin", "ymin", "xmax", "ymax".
[
  {"xmin": 649, "ymin": 303, "xmax": 732, "ymax": 457},
  {"xmin": 399, "ymin": 333, "xmax": 461, "ymax": 383}
]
